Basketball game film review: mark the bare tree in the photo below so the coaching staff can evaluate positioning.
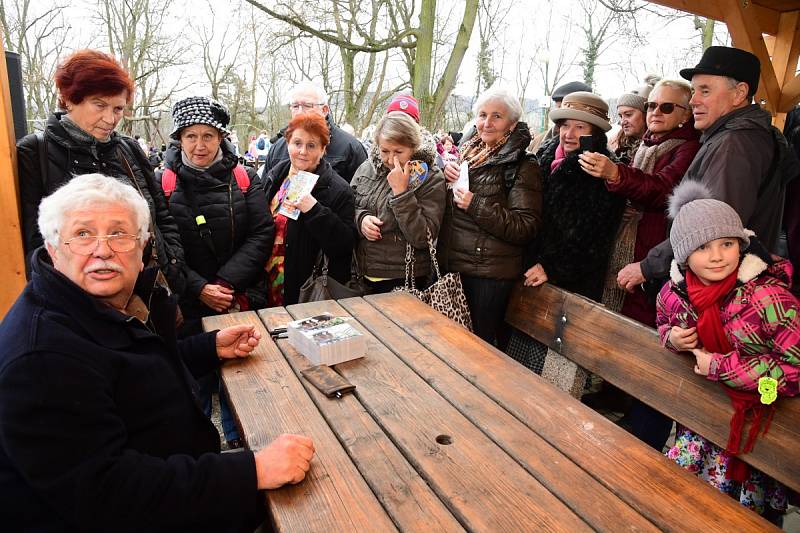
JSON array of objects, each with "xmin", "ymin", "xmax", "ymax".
[
  {"xmin": 0, "ymin": 0, "xmax": 72, "ymax": 130},
  {"xmin": 473, "ymin": 0, "xmax": 509, "ymax": 99},
  {"xmin": 577, "ymin": 0, "xmax": 648, "ymax": 88},
  {"xmin": 93, "ymin": 0, "xmax": 189, "ymax": 139},
  {"xmin": 244, "ymin": 0, "xmax": 478, "ymax": 128}
]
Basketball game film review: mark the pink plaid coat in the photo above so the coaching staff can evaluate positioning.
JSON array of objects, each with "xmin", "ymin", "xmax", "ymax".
[{"xmin": 656, "ymin": 254, "xmax": 800, "ymax": 396}]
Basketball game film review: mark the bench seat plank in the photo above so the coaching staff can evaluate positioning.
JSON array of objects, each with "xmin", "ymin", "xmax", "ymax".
[
  {"xmin": 202, "ymin": 312, "xmax": 397, "ymax": 533},
  {"xmin": 505, "ymin": 282, "xmax": 800, "ymax": 494},
  {"xmin": 286, "ymin": 299, "xmax": 593, "ymax": 532},
  {"xmin": 257, "ymin": 308, "xmax": 465, "ymax": 533},
  {"xmin": 367, "ymin": 291, "xmax": 775, "ymax": 532}
]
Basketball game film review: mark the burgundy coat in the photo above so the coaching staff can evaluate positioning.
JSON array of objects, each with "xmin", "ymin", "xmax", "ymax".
[{"xmin": 606, "ymin": 125, "xmax": 701, "ymax": 326}]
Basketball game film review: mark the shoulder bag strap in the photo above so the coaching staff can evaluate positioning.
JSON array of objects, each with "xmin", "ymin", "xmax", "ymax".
[
  {"xmin": 36, "ymin": 131, "xmax": 49, "ymax": 192},
  {"xmin": 425, "ymin": 227, "xmax": 442, "ymax": 282}
]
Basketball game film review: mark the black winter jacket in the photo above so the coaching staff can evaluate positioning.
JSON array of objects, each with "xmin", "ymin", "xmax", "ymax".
[
  {"xmin": 160, "ymin": 142, "xmax": 274, "ymax": 319},
  {"xmin": 529, "ymin": 135, "xmax": 625, "ymax": 300},
  {"xmin": 438, "ymin": 122, "xmax": 543, "ymax": 280},
  {"xmin": 16, "ymin": 112, "xmax": 186, "ymax": 294},
  {"xmin": 264, "ymin": 159, "xmax": 357, "ymax": 305},
  {"xmin": 0, "ymin": 249, "xmax": 262, "ymax": 532},
  {"xmin": 263, "ymin": 115, "xmax": 367, "ymax": 183}
]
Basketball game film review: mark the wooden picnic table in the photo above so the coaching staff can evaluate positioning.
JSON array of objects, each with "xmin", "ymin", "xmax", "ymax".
[{"xmin": 202, "ymin": 292, "xmax": 776, "ymax": 532}]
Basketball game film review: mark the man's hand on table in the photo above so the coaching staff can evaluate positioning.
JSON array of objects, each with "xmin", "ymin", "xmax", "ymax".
[
  {"xmin": 216, "ymin": 325, "xmax": 261, "ymax": 359},
  {"xmin": 255, "ymin": 434, "xmax": 316, "ymax": 489}
]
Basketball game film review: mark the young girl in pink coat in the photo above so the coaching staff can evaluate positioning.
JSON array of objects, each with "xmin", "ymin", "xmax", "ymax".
[{"xmin": 656, "ymin": 181, "xmax": 800, "ymax": 522}]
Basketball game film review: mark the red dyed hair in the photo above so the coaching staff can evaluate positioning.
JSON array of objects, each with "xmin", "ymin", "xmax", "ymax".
[
  {"xmin": 55, "ymin": 49, "xmax": 135, "ymax": 109},
  {"xmin": 285, "ymin": 112, "xmax": 330, "ymax": 148}
]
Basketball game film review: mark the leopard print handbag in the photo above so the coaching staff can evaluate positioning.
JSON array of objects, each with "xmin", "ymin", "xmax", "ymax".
[{"xmin": 395, "ymin": 228, "xmax": 473, "ymax": 331}]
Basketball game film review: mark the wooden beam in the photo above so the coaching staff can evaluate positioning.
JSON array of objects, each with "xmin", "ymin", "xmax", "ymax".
[
  {"xmin": 772, "ymin": 11, "xmax": 800, "ymax": 86},
  {"xmin": 727, "ymin": 0, "xmax": 783, "ymax": 113},
  {"xmin": 0, "ymin": 41, "xmax": 27, "ymax": 318},
  {"xmin": 647, "ymin": 0, "xmax": 781, "ymax": 35},
  {"xmin": 780, "ymin": 72, "xmax": 800, "ymax": 108}
]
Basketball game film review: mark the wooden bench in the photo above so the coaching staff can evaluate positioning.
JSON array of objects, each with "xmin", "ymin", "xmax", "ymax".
[{"xmin": 505, "ymin": 281, "xmax": 800, "ymax": 494}]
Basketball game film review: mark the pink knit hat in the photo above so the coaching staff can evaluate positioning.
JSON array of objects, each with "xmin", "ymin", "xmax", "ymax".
[{"xmin": 387, "ymin": 94, "xmax": 420, "ymax": 123}]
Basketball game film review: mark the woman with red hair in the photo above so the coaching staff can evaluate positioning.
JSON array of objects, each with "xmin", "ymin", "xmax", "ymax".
[
  {"xmin": 262, "ymin": 112, "xmax": 357, "ymax": 305},
  {"xmin": 16, "ymin": 49, "xmax": 186, "ymax": 293}
]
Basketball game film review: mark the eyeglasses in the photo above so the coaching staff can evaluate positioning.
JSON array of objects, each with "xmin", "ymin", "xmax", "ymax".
[
  {"xmin": 288, "ymin": 102, "xmax": 325, "ymax": 111},
  {"xmin": 645, "ymin": 102, "xmax": 688, "ymax": 114},
  {"xmin": 63, "ymin": 234, "xmax": 140, "ymax": 255}
]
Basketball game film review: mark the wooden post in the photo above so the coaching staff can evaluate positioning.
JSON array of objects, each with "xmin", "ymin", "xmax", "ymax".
[{"xmin": 0, "ymin": 40, "xmax": 27, "ymax": 318}]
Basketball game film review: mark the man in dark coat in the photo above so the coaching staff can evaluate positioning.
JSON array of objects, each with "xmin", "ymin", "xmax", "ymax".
[
  {"xmin": 261, "ymin": 81, "xmax": 367, "ymax": 183},
  {"xmin": 0, "ymin": 174, "xmax": 314, "ymax": 532},
  {"xmin": 618, "ymin": 46, "xmax": 799, "ymax": 290}
]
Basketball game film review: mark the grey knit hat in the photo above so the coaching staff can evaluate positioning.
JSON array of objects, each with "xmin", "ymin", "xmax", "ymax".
[
  {"xmin": 617, "ymin": 75, "xmax": 661, "ymax": 111},
  {"xmin": 170, "ymin": 96, "xmax": 231, "ymax": 139},
  {"xmin": 668, "ymin": 181, "xmax": 750, "ymax": 265}
]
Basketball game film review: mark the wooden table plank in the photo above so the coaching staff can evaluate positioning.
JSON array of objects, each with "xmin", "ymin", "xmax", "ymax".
[
  {"xmin": 202, "ymin": 312, "xmax": 397, "ymax": 533},
  {"xmin": 257, "ymin": 308, "xmax": 465, "ymax": 533},
  {"xmin": 285, "ymin": 299, "xmax": 593, "ymax": 532},
  {"xmin": 338, "ymin": 296, "xmax": 659, "ymax": 532},
  {"xmin": 366, "ymin": 292, "xmax": 777, "ymax": 532},
  {"xmin": 506, "ymin": 282, "xmax": 800, "ymax": 494}
]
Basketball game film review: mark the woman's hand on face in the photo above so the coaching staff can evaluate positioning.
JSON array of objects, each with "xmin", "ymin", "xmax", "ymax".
[
  {"xmin": 361, "ymin": 215, "xmax": 384, "ymax": 241},
  {"xmin": 199, "ymin": 284, "xmax": 235, "ymax": 312},
  {"xmin": 387, "ymin": 156, "xmax": 410, "ymax": 195},
  {"xmin": 523, "ymin": 263, "xmax": 548, "ymax": 287},
  {"xmin": 453, "ymin": 188, "xmax": 473, "ymax": 210},
  {"xmin": 578, "ymin": 152, "xmax": 619, "ymax": 182},
  {"xmin": 443, "ymin": 162, "xmax": 460, "ymax": 183}
]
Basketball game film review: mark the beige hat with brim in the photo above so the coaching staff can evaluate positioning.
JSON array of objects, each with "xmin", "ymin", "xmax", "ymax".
[{"xmin": 549, "ymin": 91, "xmax": 611, "ymax": 132}]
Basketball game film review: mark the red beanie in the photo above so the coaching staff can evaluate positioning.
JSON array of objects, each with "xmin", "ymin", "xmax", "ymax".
[{"xmin": 387, "ymin": 94, "xmax": 420, "ymax": 123}]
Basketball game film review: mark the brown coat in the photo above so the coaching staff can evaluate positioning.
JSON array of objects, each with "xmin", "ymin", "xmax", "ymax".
[
  {"xmin": 352, "ymin": 149, "xmax": 446, "ymax": 279},
  {"xmin": 438, "ymin": 122, "xmax": 543, "ymax": 280}
]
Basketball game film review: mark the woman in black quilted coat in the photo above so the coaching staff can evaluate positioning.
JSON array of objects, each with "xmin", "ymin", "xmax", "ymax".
[{"xmin": 161, "ymin": 97, "xmax": 274, "ymax": 331}]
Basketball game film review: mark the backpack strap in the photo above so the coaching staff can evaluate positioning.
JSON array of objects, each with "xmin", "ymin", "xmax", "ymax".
[
  {"xmin": 232, "ymin": 164, "xmax": 250, "ymax": 193},
  {"xmin": 35, "ymin": 131, "xmax": 48, "ymax": 192},
  {"xmin": 161, "ymin": 168, "xmax": 178, "ymax": 198}
]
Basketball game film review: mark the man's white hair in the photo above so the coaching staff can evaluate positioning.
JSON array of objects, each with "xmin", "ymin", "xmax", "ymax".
[
  {"xmin": 38, "ymin": 174, "xmax": 151, "ymax": 249},
  {"xmin": 287, "ymin": 81, "xmax": 329, "ymax": 106}
]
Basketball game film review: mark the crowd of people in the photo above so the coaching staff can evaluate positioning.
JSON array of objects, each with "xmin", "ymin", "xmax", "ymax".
[{"xmin": 1, "ymin": 44, "xmax": 799, "ymax": 530}]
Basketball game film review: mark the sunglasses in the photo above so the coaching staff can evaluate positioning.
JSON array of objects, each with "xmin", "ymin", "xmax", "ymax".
[{"xmin": 645, "ymin": 102, "xmax": 688, "ymax": 114}]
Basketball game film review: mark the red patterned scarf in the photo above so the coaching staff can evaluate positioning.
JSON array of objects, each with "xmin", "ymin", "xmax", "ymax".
[{"xmin": 686, "ymin": 268, "xmax": 774, "ymax": 481}]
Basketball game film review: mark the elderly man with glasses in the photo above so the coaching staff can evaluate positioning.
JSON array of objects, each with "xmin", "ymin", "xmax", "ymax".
[
  {"xmin": 261, "ymin": 81, "xmax": 367, "ymax": 183},
  {"xmin": 0, "ymin": 174, "xmax": 314, "ymax": 532}
]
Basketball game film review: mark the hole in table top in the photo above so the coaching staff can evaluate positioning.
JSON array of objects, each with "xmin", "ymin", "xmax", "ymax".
[{"xmin": 435, "ymin": 434, "xmax": 453, "ymax": 445}]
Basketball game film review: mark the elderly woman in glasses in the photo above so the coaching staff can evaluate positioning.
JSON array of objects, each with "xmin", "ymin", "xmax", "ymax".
[{"xmin": 578, "ymin": 80, "xmax": 700, "ymax": 450}]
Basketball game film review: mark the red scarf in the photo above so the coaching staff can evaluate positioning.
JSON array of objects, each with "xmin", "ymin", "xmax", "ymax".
[{"xmin": 686, "ymin": 268, "xmax": 775, "ymax": 482}]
